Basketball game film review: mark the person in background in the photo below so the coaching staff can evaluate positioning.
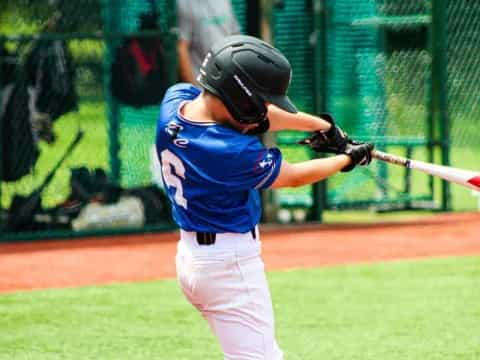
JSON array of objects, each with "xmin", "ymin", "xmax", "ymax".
[{"xmin": 176, "ymin": 0, "xmax": 240, "ymax": 83}]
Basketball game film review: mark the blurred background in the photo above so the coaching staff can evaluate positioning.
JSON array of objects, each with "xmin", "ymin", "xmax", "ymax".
[{"xmin": 0, "ymin": 0, "xmax": 479, "ymax": 241}]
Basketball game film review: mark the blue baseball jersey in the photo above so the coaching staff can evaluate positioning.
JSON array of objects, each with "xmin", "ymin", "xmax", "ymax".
[{"xmin": 155, "ymin": 83, "xmax": 282, "ymax": 233}]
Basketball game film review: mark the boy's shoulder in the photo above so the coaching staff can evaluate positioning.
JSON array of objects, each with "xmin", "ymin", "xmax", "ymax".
[
  {"xmin": 160, "ymin": 83, "xmax": 201, "ymax": 117},
  {"xmin": 164, "ymin": 83, "xmax": 201, "ymax": 101}
]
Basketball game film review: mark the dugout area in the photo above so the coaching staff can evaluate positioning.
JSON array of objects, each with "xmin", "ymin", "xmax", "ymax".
[{"xmin": 1, "ymin": 0, "xmax": 479, "ymax": 241}]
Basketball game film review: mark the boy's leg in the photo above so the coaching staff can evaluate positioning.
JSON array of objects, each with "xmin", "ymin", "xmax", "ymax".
[
  {"xmin": 202, "ymin": 253, "xmax": 283, "ymax": 359},
  {"xmin": 176, "ymin": 237, "xmax": 283, "ymax": 359}
]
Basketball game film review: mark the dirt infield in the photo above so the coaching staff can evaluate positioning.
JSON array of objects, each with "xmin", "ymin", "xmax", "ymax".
[{"xmin": 1, "ymin": 212, "xmax": 479, "ymax": 293}]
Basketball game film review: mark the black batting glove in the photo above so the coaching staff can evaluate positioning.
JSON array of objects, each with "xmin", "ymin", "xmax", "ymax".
[
  {"xmin": 342, "ymin": 141, "xmax": 374, "ymax": 172},
  {"xmin": 298, "ymin": 113, "xmax": 349, "ymax": 154}
]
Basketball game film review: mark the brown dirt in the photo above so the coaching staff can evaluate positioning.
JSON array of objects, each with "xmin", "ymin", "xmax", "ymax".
[{"xmin": 1, "ymin": 212, "xmax": 479, "ymax": 293}]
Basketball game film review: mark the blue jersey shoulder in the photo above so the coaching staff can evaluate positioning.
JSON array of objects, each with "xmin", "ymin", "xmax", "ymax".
[
  {"xmin": 160, "ymin": 83, "xmax": 200, "ymax": 115},
  {"xmin": 164, "ymin": 83, "xmax": 201, "ymax": 102}
]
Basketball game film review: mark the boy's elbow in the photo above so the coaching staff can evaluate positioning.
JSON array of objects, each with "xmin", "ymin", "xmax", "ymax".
[
  {"xmin": 272, "ymin": 162, "xmax": 305, "ymax": 188},
  {"xmin": 288, "ymin": 175, "xmax": 305, "ymax": 188},
  {"xmin": 275, "ymin": 172, "xmax": 304, "ymax": 188}
]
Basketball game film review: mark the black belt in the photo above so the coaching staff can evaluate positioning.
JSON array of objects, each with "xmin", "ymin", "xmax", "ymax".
[{"xmin": 196, "ymin": 228, "xmax": 256, "ymax": 245}]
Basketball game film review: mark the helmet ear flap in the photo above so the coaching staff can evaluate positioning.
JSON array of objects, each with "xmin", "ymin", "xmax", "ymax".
[
  {"xmin": 222, "ymin": 75, "xmax": 267, "ymax": 124},
  {"xmin": 200, "ymin": 65, "xmax": 267, "ymax": 124}
]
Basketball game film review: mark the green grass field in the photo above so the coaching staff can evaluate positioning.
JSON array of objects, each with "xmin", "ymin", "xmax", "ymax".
[{"xmin": 1, "ymin": 256, "xmax": 479, "ymax": 359}]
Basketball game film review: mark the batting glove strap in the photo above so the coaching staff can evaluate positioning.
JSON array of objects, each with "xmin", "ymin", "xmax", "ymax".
[
  {"xmin": 298, "ymin": 113, "xmax": 349, "ymax": 154},
  {"xmin": 342, "ymin": 142, "xmax": 374, "ymax": 172},
  {"xmin": 246, "ymin": 118, "xmax": 270, "ymax": 135}
]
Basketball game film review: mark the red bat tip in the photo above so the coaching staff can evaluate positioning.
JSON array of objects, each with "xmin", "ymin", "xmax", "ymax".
[{"xmin": 468, "ymin": 176, "xmax": 480, "ymax": 189}]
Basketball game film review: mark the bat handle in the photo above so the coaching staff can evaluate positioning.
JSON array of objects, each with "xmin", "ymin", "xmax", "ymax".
[{"xmin": 371, "ymin": 149, "xmax": 411, "ymax": 168}]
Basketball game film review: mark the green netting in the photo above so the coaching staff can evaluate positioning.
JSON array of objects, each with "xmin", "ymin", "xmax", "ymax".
[
  {"xmin": 230, "ymin": 0, "xmax": 248, "ymax": 34},
  {"xmin": 1, "ymin": 0, "xmax": 479, "ymax": 239},
  {"xmin": 324, "ymin": 0, "xmax": 385, "ymax": 136},
  {"xmin": 380, "ymin": 2, "xmax": 428, "ymax": 16},
  {"xmin": 271, "ymin": 0, "xmax": 316, "ymax": 209},
  {"xmin": 272, "ymin": 2, "xmax": 315, "ymax": 113},
  {"xmin": 103, "ymin": 0, "xmax": 176, "ymax": 187},
  {"xmin": 0, "ymin": 1, "xmax": 177, "ymax": 238},
  {"xmin": 272, "ymin": 0, "xmax": 440, "ymax": 211},
  {"xmin": 446, "ymin": 0, "xmax": 480, "ymax": 210},
  {"xmin": 327, "ymin": 1, "xmax": 435, "ymax": 209},
  {"xmin": 1, "ymin": 2, "xmax": 108, "ymax": 210}
]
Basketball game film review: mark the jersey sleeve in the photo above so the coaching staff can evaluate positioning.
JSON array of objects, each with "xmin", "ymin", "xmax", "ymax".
[{"xmin": 229, "ymin": 138, "xmax": 282, "ymax": 190}]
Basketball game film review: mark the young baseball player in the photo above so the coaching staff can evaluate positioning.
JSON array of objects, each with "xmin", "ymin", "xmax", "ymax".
[{"xmin": 155, "ymin": 35, "xmax": 373, "ymax": 359}]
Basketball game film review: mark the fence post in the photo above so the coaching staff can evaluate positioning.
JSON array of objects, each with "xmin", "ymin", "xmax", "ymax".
[
  {"xmin": 102, "ymin": 0, "xmax": 122, "ymax": 183},
  {"xmin": 311, "ymin": 0, "xmax": 326, "ymax": 222},
  {"xmin": 0, "ymin": 37, "xmax": 3, "ymax": 232},
  {"xmin": 430, "ymin": 0, "xmax": 451, "ymax": 210}
]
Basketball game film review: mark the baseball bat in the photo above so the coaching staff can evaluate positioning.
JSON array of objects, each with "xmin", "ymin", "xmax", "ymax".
[{"xmin": 371, "ymin": 150, "xmax": 480, "ymax": 192}]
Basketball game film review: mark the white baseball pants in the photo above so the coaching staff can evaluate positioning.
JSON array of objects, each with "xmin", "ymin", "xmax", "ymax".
[{"xmin": 176, "ymin": 228, "xmax": 284, "ymax": 360}]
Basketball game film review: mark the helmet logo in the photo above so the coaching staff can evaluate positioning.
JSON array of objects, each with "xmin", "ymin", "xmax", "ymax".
[
  {"xmin": 202, "ymin": 52, "xmax": 211, "ymax": 68},
  {"xmin": 233, "ymin": 74, "xmax": 252, "ymax": 97}
]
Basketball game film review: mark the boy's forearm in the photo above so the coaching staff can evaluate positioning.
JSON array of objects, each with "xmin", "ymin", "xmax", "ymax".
[
  {"xmin": 271, "ymin": 155, "xmax": 352, "ymax": 188},
  {"xmin": 290, "ymin": 155, "xmax": 351, "ymax": 186}
]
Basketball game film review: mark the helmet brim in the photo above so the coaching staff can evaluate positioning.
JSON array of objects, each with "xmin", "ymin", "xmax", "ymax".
[{"xmin": 265, "ymin": 94, "xmax": 298, "ymax": 113}]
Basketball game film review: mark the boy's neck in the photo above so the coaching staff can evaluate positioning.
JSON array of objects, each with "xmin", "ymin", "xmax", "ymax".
[{"xmin": 181, "ymin": 92, "xmax": 227, "ymax": 125}]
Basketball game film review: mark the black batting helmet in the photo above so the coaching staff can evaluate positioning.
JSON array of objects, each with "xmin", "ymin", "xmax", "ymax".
[{"xmin": 197, "ymin": 35, "xmax": 297, "ymax": 124}]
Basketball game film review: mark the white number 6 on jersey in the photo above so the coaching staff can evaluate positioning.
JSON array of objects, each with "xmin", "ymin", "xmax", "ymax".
[{"xmin": 160, "ymin": 149, "xmax": 187, "ymax": 209}]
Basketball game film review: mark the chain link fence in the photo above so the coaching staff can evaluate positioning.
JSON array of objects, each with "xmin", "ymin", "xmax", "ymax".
[
  {"xmin": 322, "ymin": 0, "xmax": 435, "ymax": 210},
  {"xmin": 1, "ymin": 0, "xmax": 478, "ymax": 239},
  {"xmin": 446, "ymin": 0, "xmax": 480, "ymax": 210},
  {"xmin": 271, "ymin": 0, "xmax": 479, "ymax": 219},
  {"xmin": 0, "ymin": 0, "xmax": 176, "ymax": 239}
]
